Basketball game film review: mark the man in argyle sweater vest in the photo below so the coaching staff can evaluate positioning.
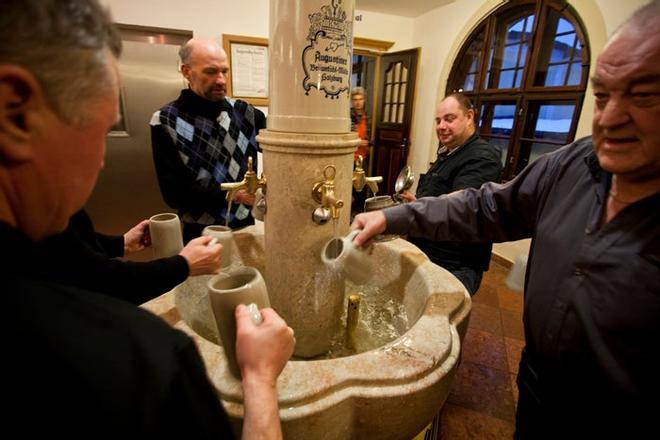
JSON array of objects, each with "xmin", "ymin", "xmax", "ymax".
[{"xmin": 151, "ymin": 38, "xmax": 266, "ymax": 242}]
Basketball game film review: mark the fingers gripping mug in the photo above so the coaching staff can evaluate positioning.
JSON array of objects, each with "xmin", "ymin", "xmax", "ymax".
[{"xmin": 207, "ymin": 266, "xmax": 270, "ymax": 378}]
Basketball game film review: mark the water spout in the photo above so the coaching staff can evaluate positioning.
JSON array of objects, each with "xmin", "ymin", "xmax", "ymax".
[{"xmin": 346, "ymin": 294, "xmax": 361, "ymax": 349}]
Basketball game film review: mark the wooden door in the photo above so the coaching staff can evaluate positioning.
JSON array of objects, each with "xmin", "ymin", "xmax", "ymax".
[{"xmin": 372, "ymin": 48, "xmax": 419, "ymax": 195}]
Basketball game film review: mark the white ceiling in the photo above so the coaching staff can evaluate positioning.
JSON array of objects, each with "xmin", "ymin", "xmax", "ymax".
[{"xmin": 356, "ymin": 0, "xmax": 455, "ymax": 18}]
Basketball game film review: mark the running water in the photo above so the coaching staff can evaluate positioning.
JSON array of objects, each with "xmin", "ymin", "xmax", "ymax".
[
  {"xmin": 321, "ymin": 282, "xmax": 409, "ymax": 359},
  {"xmin": 176, "ymin": 269, "xmax": 409, "ymax": 360},
  {"xmin": 332, "ymin": 218, "xmax": 339, "ymax": 257},
  {"xmin": 225, "ymin": 201, "xmax": 232, "ymax": 227}
]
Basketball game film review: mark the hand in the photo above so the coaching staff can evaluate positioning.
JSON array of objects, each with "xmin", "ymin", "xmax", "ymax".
[
  {"xmin": 399, "ymin": 191, "xmax": 416, "ymax": 202},
  {"xmin": 360, "ymin": 139, "xmax": 369, "ymax": 148},
  {"xmin": 179, "ymin": 236, "xmax": 222, "ymax": 276},
  {"xmin": 237, "ymin": 305, "xmax": 293, "ymax": 438},
  {"xmin": 351, "ymin": 210, "xmax": 386, "ymax": 247},
  {"xmin": 235, "ymin": 305, "xmax": 295, "ymax": 385},
  {"xmin": 123, "ymin": 219, "xmax": 151, "ymax": 254},
  {"xmin": 232, "ymin": 189, "xmax": 255, "ymax": 206}
]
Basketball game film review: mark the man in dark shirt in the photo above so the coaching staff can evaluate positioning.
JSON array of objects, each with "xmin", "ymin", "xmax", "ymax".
[
  {"xmin": 151, "ymin": 37, "xmax": 266, "ymax": 242},
  {"xmin": 351, "ymin": 2, "xmax": 660, "ymax": 437},
  {"xmin": 400, "ymin": 93, "xmax": 502, "ymax": 294},
  {"xmin": 38, "ymin": 209, "xmax": 222, "ymax": 304},
  {"xmin": 0, "ymin": 1, "xmax": 294, "ymax": 438}
]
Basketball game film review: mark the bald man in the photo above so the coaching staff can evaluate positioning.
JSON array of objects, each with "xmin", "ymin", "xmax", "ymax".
[{"xmin": 151, "ymin": 38, "xmax": 266, "ymax": 242}]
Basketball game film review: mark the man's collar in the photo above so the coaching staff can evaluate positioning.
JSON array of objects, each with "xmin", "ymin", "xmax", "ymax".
[
  {"xmin": 584, "ymin": 147, "xmax": 606, "ymax": 183},
  {"xmin": 180, "ymin": 88, "xmax": 232, "ymax": 114},
  {"xmin": 438, "ymin": 132, "xmax": 479, "ymax": 157}
]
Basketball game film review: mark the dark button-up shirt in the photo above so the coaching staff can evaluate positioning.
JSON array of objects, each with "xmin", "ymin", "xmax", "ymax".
[
  {"xmin": 385, "ymin": 136, "xmax": 660, "ymax": 433},
  {"xmin": 411, "ymin": 132, "xmax": 502, "ymax": 270}
]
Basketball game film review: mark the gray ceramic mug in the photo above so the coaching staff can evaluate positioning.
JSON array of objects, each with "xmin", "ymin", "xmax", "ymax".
[
  {"xmin": 202, "ymin": 225, "xmax": 234, "ymax": 268},
  {"xmin": 208, "ymin": 267, "xmax": 270, "ymax": 378},
  {"xmin": 149, "ymin": 213, "xmax": 183, "ymax": 259},
  {"xmin": 363, "ymin": 196, "xmax": 399, "ymax": 242},
  {"xmin": 321, "ymin": 229, "xmax": 373, "ymax": 284}
]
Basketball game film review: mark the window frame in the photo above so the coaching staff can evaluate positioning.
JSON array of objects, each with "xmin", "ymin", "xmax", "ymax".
[{"xmin": 446, "ymin": 0, "xmax": 590, "ymax": 180}]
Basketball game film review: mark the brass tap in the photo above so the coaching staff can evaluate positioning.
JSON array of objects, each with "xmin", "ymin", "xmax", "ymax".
[
  {"xmin": 220, "ymin": 156, "xmax": 267, "ymax": 202},
  {"xmin": 312, "ymin": 165, "xmax": 344, "ymax": 220},
  {"xmin": 346, "ymin": 294, "xmax": 361, "ymax": 350},
  {"xmin": 352, "ymin": 155, "xmax": 383, "ymax": 196}
]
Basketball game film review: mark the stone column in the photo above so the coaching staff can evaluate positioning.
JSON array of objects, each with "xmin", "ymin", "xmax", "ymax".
[{"xmin": 259, "ymin": 0, "xmax": 357, "ymax": 357}]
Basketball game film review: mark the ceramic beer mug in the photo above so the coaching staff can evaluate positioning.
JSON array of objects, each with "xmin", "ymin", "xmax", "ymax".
[
  {"xmin": 321, "ymin": 229, "xmax": 373, "ymax": 284},
  {"xmin": 208, "ymin": 266, "xmax": 270, "ymax": 378},
  {"xmin": 149, "ymin": 213, "xmax": 183, "ymax": 259},
  {"xmin": 202, "ymin": 225, "xmax": 234, "ymax": 268}
]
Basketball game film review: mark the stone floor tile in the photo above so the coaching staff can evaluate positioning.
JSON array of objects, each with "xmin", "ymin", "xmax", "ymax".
[
  {"xmin": 503, "ymin": 336, "xmax": 525, "ymax": 375},
  {"xmin": 500, "ymin": 309, "xmax": 525, "ymax": 340},
  {"xmin": 468, "ymin": 302, "xmax": 504, "ymax": 335},
  {"xmin": 462, "ymin": 328, "xmax": 508, "ymax": 371},
  {"xmin": 447, "ymin": 361, "xmax": 516, "ymax": 422},
  {"xmin": 439, "ymin": 403, "xmax": 515, "ymax": 439}
]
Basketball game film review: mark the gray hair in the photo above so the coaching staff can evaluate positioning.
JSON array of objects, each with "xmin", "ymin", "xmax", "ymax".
[
  {"xmin": 179, "ymin": 40, "xmax": 194, "ymax": 65},
  {"xmin": 351, "ymin": 87, "xmax": 366, "ymax": 98},
  {"xmin": 0, "ymin": 0, "xmax": 122, "ymax": 125},
  {"xmin": 612, "ymin": 0, "xmax": 660, "ymax": 37},
  {"xmin": 627, "ymin": 0, "xmax": 660, "ymax": 27}
]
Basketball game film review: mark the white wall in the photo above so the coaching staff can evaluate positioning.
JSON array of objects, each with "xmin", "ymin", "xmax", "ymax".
[
  {"xmin": 101, "ymin": 0, "xmax": 269, "ymax": 38},
  {"xmin": 102, "ymin": 1, "xmax": 415, "ymax": 49},
  {"xmin": 353, "ymin": 9, "xmax": 414, "ymax": 51}
]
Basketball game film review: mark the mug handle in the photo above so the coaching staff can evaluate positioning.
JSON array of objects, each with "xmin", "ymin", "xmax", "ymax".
[
  {"xmin": 247, "ymin": 303, "xmax": 263, "ymax": 326},
  {"xmin": 347, "ymin": 229, "xmax": 361, "ymax": 245}
]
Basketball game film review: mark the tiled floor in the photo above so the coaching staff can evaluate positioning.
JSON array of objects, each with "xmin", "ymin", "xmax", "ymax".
[{"xmin": 431, "ymin": 259, "xmax": 525, "ymax": 439}]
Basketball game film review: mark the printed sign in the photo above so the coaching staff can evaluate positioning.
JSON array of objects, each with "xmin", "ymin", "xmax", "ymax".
[{"xmin": 302, "ymin": 0, "xmax": 352, "ymax": 99}]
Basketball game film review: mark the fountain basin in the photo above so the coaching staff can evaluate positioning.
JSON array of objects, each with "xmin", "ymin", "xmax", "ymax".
[{"xmin": 142, "ymin": 226, "xmax": 471, "ymax": 440}]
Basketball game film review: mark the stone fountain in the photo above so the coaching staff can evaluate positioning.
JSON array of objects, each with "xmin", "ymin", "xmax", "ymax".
[{"xmin": 142, "ymin": 0, "xmax": 472, "ymax": 438}]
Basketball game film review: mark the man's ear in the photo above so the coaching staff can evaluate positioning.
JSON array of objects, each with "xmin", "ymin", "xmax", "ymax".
[
  {"xmin": 0, "ymin": 65, "xmax": 43, "ymax": 163},
  {"xmin": 180, "ymin": 63, "xmax": 192, "ymax": 83},
  {"xmin": 466, "ymin": 108, "xmax": 475, "ymax": 123}
]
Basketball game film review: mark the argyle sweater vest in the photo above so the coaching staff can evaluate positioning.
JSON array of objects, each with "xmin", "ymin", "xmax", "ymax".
[{"xmin": 155, "ymin": 97, "xmax": 259, "ymax": 225}]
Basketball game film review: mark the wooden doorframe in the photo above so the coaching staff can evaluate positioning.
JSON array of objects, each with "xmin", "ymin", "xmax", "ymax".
[{"xmin": 372, "ymin": 48, "xmax": 420, "ymax": 194}]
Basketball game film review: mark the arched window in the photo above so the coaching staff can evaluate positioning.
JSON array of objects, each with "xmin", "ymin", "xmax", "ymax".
[{"xmin": 447, "ymin": 0, "xmax": 590, "ymax": 180}]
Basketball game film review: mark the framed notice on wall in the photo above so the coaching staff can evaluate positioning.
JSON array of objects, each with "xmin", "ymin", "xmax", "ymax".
[{"xmin": 222, "ymin": 34, "xmax": 269, "ymax": 106}]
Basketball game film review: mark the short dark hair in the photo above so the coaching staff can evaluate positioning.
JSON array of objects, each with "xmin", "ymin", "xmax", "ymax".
[
  {"xmin": 444, "ymin": 93, "xmax": 475, "ymax": 112},
  {"xmin": 0, "ymin": 0, "xmax": 122, "ymax": 124}
]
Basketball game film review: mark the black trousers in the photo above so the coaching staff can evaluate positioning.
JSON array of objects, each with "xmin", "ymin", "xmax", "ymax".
[
  {"xmin": 514, "ymin": 352, "xmax": 544, "ymax": 440},
  {"xmin": 448, "ymin": 266, "xmax": 483, "ymax": 296},
  {"xmin": 514, "ymin": 349, "xmax": 649, "ymax": 439}
]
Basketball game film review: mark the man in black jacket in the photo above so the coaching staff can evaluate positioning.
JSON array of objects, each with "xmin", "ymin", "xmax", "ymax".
[
  {"xmin": 0, "ymin": 1, "xmax": 294, "ymax": 438},
  {"xmin": 400, "ymin": 93, "xmax": 502, "ymax": 294},
  {"xmin": 38, "ymin": 209, "xmax": 221, "ymax": 304}
]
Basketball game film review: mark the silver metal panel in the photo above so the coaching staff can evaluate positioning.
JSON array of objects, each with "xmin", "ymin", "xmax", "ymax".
[{"xmin": 85, "ymin": 38, "xmax": 187, "ymax": 260}]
